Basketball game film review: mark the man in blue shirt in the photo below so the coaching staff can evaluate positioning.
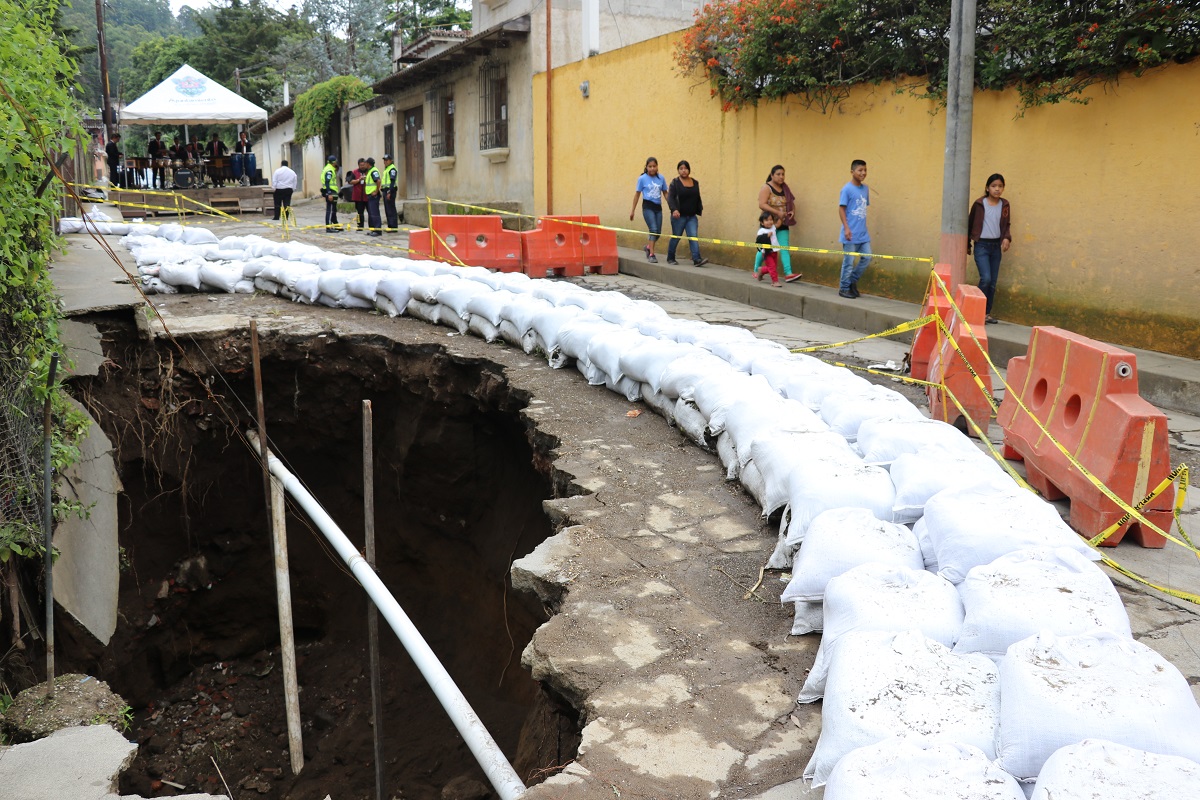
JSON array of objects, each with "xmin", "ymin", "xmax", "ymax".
[{"xmin": 838, "ymin": 159, "xmax": 871, "ymax": 299}]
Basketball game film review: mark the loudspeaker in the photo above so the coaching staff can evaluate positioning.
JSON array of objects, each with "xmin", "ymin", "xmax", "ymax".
[{"xmin": 174, "ymin": 169, "xmax": 193, "ymax": 189}]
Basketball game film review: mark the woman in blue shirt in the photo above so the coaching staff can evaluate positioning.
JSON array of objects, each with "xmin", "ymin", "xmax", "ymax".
[{"xmin": 630, "ymin": 157, "xmax": 669, "ymax": 263}]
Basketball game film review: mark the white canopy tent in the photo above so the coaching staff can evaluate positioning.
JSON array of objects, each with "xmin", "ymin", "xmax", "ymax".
[
  {"xmin": 121, "ymin": 64, "xmax": 269, "ymax": 126},
  {"xmin": 119, "ymin": 64, "xmax": 274, "ymax": 185}
]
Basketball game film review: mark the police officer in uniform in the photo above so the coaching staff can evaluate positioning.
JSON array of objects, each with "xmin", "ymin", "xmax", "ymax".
[
  {"xmin": 381, "ymin": 154, "xmax": 399, "ymax": 232},
  {"xmin": 364, "ymin": 157, "xmax": 382, "ymax": 237},
  {"xmin": 321, "ymin": 155, "xmax": 340, "ymax": 232}
]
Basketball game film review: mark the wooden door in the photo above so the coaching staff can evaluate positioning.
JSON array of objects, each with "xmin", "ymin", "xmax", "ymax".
[{"xmin": 403, "ymin": 106, "xmax": 425, "ymax": 199}]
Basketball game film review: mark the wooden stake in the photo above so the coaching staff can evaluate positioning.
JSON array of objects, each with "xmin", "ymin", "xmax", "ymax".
[{"xmin": 363, "ymin": 400, "xmax": 385, "ymax": 800}]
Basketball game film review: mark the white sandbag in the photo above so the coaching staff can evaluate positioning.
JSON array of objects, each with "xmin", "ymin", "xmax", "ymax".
[
  {"xmin": 635, "ymin": 315, "xmax": 685, "ymax": 340},
  {"xmin": 232, "ymin": 279, "xmax": 255, "ymax": 294},
  {"xmin": 241, "ymin": 256, "xmax": 279, "ymax": 278},
  {"xmin": 317, "ymin": 269, "xmax": 354, "ymax": 302},
  {"xmin": 1031, "ymin": 739, "xmax": 1200, "ymax": 800},
  {"xmin": 997, "ymin": 632, "xmax": 1200, "ymax": 780},
  {"xmin": 913, "ymin": 517, "xmax": 938, "ymax": 571},
  {"xmin": 406, "ymin": 298, "xmax": 442, "ymax": 324},
  {"xmin": 604, "ymin": 374, "xmax": 642, "ymax": 403},
  {"xmin": 316, "ymin": 293, "xmax": 340, "ymax": 308},
  {"xmin": 781, "ymin": 508, "xmax": 923, "ymax": 603},
  {"xmin": 203, "ymin": 247, "xmax": 246, "ymax": 262},
  {"xmin": 800, "ymin": 564, "xmax": 963, "ymax": 701},
  {"xmin": 275, "ymin": 242, "xmax": 320, "ymax": 261},
  {"xmin": 788, "ymin": 365, "xmax": 873, "ymax": 409},
  {"xmin": 59, "ymin": 218, "xmax": 84, "ymax": 233},
  {"xmin": 530, "ymin": 306, "xmax": 586, "ymax": 357},
  {"xmin": 618, "ymin": 340, "xmax": 695, "ymax": 395},
  {"xmin": 437, "ymin": 282, "xmax": 490, "ymax": 320},
  {"xmin": 673, "ymin": 400, "xmax": 711, "ymax": 449},
  {"xmin": 639, "ymin": 384, "xmax": 676, "ymax": 424},
  {"xmin": 529, "ymin": 281, "xmax": 584, "ymax": 306},
  {"xmin": 748, "ymin": 431, "xmax": 857, "ymax": 524},
  {"xmin": 318, "ymin": 253, "xmax": 352, "ymax": 271},
  {"xmin": 253, "ymin": 276, "xmax": 282, "ymax": 295},
  {"xmin": 691, "ymin": 372, "xmax": 774, "ymax": 438},
  {"xmin": 137, "ymin": 264, "xmax": 160, "ymax": 277},
  {"xmin": 750, "ymin": 352, "xmax": 838, "ymax": 394},
  {"xmin": 721, "ymin": 393, "xmax": 826, "ymax": 471},
  {"xmin": 409, "ymin": 274, "xmax": 462, "ymax": 303},
  {"xmin": 575, "ymin": 355, "xmax": 605, "ymax": 386},
  {"xmin": 496, "ymin": 319, "xmax": 524, "ymax": 347},
  {"xmin": 554, "ymin": 315, "xmax": 614, "ymax": 362},
  {"xmin": 955, "ymin": 548, "xmax": 1130, "ymax": 658},
  {"xmin": 804, "ymin": 630, "xmax": 1001, "ymax": 787},
  {"xmin": 437, "ymin": 304, "xmax": 469, "ymax": 333},
  {"xmin": 141, "ymin": 277, "xmax": 177, "ymax": 294},
  {"xmin": 198, "ymin": 262, "xmax": 246, "ymax": 294},
  {"xmin": 825, "ymin": 738, "xmax": 1026, "ymax": 800},
  {"xmin": 156, "ymin": 223, "xmax": 185, "ymax": 242},
  {"xmin": 559, "ymin": 289, "xmax": 619, "ymax": 314},
  {"xmin": 715, "ymin": 432, "xmax": 739, "ymax": 480},
  {"xmin": 681, "ymin": 322, "xmax": 756, "ymax": 350},
  {"xmin": 923, "ymin": 483, "xmax": 1100, "ymax": 584},
  {"xmin": 340, "ymin": 294, "xmax": 375, "ymax": 310},
  {"xmin": 292, "ymin": 271, "xmax": 322, "ymax": 304},
  {"xmin": 858, "ymin": 416, "xmax": 983, "ymax": 465},
  {"xmin": 342, "ymin": 254, "xmax": 377, "ymax": 269},
  {"xmin": 214, "ymin": 235, "xmax": 252, "ymax": 250},
  {"xmin": 464, "ymin": 290, "xmax": 516, "ymax": 326},
  {"xmin": 782, "ymin": 458, "xmax": 897, "ymax": 546},
  {"xmin": 788, "ymin": 601, "xmax": 824, "ymax": 636},
  {"xmin": 890, "ymin": 446, "xmax": 1012, "ymax": 523},
  {"xmin": 718, "ymin": 341, "xmax": 792, "ymax": 374},
  {"xmin": 346, "ymin": 271, "xmax": 385, "ymax": 303},
  {"xmin": 491, "ymin": 271, "xmax": 533, "ymax": 293},
  {"xmin": 393, "ymin": 258, "xmax": 436, "ymax": 276},
  {"xmin": 587, "ymin": 330, "xmax": 656, "ymax": 385},
  {"xmin": 158, "ymin": 259, "xmax": 204, "ymax": 290},
  {"xmin": 821, "ymin": 384, "xmax": 926, "ymax": 441},
  {"xmin": 499, "ymin": 295, "xmax": 554, "ymax": 337},
  {"xmin": 600, "ymin": 298, "xmax": 669, "ymax": 328},
  {"xmin": 467, "ymin": 314, "xmax": 500, "ymax": 342},
  {"xmin": 376, "ymin": 273, "xmax": 420, "ymax": 312},
  {"xmin": 658, "ymin": 351, "xmax": 734, "ymax": 400},
  {"xmin": 180, "ymin": 226, "xmax": 218, "ymax": 245},
  {"xmin": 375, "ymin": 295, "xmax": 404, "ymax": 317}
]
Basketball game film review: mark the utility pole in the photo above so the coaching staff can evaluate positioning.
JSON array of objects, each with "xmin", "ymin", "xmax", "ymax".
[
  {"xmin": 95, "ymin": 0, "xmax": 114, "ymax": 139},
  {"xmin": 938, "ymin": 0, "xmax": 978, "ymax": 290}
]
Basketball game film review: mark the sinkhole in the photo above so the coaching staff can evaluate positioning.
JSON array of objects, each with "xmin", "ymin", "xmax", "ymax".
[{"xmin": 62, "ymin": 317, "xmax": 582, "ymax": 800}]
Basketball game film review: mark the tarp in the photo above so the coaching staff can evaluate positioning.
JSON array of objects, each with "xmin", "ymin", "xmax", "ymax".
[{"xmin": 121, "ymin": 64, "xmax": 268, "ymax": 125}]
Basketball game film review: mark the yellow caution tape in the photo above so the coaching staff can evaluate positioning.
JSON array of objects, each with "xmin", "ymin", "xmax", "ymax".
[
  {"xmin": 790, "ymin": 314, "xmax": 938, "ymax": 353},
  {"xmin": 426, "ymin": 196, "xmax": 935, "ymax": 264}
]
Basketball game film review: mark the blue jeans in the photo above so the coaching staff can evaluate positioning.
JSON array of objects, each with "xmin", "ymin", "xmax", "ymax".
[
  {"xmin": 642, "ymin": 205, "xmax": 663, "ymax": 242},
  {"xmin": 974, "ymin": 239, "xmax": 1002, "ymax": 314},
  {"xmin": 840, "ymin": 241, "xmax": 872, "ymax": 290},
  {"xmin": 755, "ymin": 227, "xmax": 793, "ymax": 276},
  {"xmin": 668, "ymin": 214, "xmax": 700, "ymax": 262}
]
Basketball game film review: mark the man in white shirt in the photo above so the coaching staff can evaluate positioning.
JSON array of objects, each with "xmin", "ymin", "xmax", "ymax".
[{"xmin": 271, "ymin": 160, "xmax": 298, "ymax": 221}]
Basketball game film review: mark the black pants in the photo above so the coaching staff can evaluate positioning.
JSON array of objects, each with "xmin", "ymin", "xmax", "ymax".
[
  {"xmin": 367, "ymin": 194, "xmax": 382, "ymax": 233},
  {"xmin": 355, "ymin": 201, "xmax": 367, "ymax": 229},
  {"xmin": 383, "ymin": 189, "xmax": 398, "ymax": 230},
  {"xmin": 324, "ymin": 192, "xmax": 339, "ymax": 228},
  {"xmin": 272, "ymin": 188, "xmax": 293, "ymax": 220},
  {"xmin": 108, "ymin": 163, "xmax": 123, "ymax": 188}
]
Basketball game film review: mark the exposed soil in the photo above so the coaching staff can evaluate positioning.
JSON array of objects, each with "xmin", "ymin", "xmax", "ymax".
[{"xmin": 55, "ymin": 313, "xmax": 583, "ymax": 799}]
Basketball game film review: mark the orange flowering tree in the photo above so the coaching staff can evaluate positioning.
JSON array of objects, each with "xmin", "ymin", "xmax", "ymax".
[{"xmin": 676, "ymin": 0, "xmax": 1199, "ymax": 112}]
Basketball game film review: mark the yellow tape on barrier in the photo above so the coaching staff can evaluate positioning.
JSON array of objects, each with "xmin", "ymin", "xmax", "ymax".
[
  {"xmin": 425, "ymin": 196, "xmax": 935, "ymax": 264},
  {"xmin": 790, "ymin": 315, "xmax": 938, "ymax": 353}
]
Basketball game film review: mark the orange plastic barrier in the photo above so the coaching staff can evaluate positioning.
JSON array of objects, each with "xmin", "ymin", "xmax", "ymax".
[
  {"xmin": 908, "ymin": 264, "xmax": 954, "ymax": 381},
  {"xmin": 521, "ymin": 215, "xmax": 618, "ymax": 278},
  {"xmin": 926, "ymin": 284, "xmax": 993, "ymax": 438},
  {"xmin": 408, "ymin": 215, "xmax": 523, "ymax": 271},
  {"xmin": 998, "ymin": 327, "xmax": 1173, "ymax": 547}
]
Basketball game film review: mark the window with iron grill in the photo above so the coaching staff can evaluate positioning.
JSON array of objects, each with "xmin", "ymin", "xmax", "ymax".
[
  {"xmin": 478, "ymin": 61, "xmax": 508, "ymax": 151},
  {"xmin": 425, "ymin": 87, "xmax": 455, "ymax": 158}
]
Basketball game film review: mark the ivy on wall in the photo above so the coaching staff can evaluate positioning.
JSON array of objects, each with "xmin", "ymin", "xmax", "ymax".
[
  {"xmin": 0, "ymin": 0, "xmax": 89, "ymax": 563},
  {"xmin": 676, "ymin": 0, "xmax": 1199, "ymax": 113},
  {"xmin": 293, "ymin": 75, "xmax": 374, "ymax": 145}
]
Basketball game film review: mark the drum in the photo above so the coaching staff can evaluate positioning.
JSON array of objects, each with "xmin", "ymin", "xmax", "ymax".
[
  {"xmin": 155, "ymin": 158, "xmax": 171, "ymax": 169},
  {"xmin": 231, "ymin": 152, "xmax": 244, "ymax": 179},
  {"xmin": 243, "ymin": 153, "xmax": 257, "ymax": 185},
  {"xmin": 174, "ymin": 169, "xmax": 193, "ymax": 189},
  {"xmin": 171, "ymin": 159, "xmax": 183, "ymax": 170}
]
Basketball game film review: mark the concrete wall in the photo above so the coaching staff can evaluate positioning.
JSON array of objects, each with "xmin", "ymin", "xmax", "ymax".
[
  {"xmin": 348, "ymin": 42, "xmax": 536, "ymax": 212},
  {"xmin": 534, "ymin": 32, "xmax": 1200, "ymax": 357}
]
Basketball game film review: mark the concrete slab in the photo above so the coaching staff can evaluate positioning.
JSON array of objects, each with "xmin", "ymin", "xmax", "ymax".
[
  {"xmin": 60, "ymin": 320, "xmax": 107, "ymax": 378},
  {"xmin": 51, "ymin": 236, "xmax": 144, "ymax": 317},
  {"xmin": 0, "ymin": 725, "xmax": 135, "ymax": 800},
  {"xmin": 54, "ymin": 399, "xmax": 121, "ymax": 645}
]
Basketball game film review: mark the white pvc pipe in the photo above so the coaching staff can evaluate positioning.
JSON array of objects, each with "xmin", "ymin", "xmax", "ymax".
[{"xmin": 248, "ymin": 433, "xmax": 526, "ymax": 800}]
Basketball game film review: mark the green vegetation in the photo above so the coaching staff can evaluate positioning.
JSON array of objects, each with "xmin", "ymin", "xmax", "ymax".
[
  {"xmin": 676, "ymin": 0, "xmax": 1200, "ymax": 113},
  {"xmin": 294, "ymin": 75, "xmax": 374, "ymax": 145}
]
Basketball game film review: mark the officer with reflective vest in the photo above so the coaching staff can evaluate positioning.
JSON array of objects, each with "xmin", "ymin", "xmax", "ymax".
[
  {"xmin": 364, "ymin": 157, "xmax": 382, "ymax": 237},
  {"xmin": 381, "ymin": 154, "xmax": 399, "ymax": 232},
  {"xmin": 321, "ymin": 156, "xmax": 340, "ymax": 232}
]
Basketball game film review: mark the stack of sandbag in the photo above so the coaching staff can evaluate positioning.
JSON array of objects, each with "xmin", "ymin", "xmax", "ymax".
[
  {"xmin": 1030, "ymin": 739, "xmax": 1200, "ymax": 799},
  {"xmin": 824, "ymin": 738, "xmax": 1026, "ymax": 800}
]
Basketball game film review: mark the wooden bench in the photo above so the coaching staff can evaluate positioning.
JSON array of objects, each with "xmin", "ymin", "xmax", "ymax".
[
  {"xmin": 208, "ymin": 192, "xmax": 242, "ymax": 214},
  {"xmin": 114, "ymin": 192, "xmax": 146, "ymax": 219},
  {"xmin": 238, "ymin": 195, "xmax": 264, "ymax": 214}
]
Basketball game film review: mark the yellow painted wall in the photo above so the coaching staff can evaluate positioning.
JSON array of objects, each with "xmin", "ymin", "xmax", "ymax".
[{"xmin": 534, "ymin": 33, "xmax": 1200, "ymax": 357}]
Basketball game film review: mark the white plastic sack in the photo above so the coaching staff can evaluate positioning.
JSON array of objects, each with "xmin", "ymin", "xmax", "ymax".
[
  {"xmin": 788, "ymin": 365, "xmax": 873, "ymax": 410},
  {"xmin": 375, "ymin": 274, "xmax": 420, "ymax": 314},
  {"xmin": 658, "ymin": 352, "xmax": 734, "ymax": 400},
  {"xmin": 198, "ymin": 262, "xmax": 246, "ymax": 294},
  {"xmin": 346, "ymin": 271, "xmax": 385, "ymax": 303},
  {"xmin": 464, "ymin": 290, "xmax": 515, "ymax": 326},
  {"xmin": 820, "ymin": 384, "xmax": 926, "ymax": 441},
  {"xmin": 673, "ymin": 400, "xmax": 711, "ymax": 449},
  {"xmin": 467, "ymin": 315, "xmax": 500, "ymax": 342},
  {"xmin": 604, "ymin": 373, "xmax": 642, "ymax": 403},
  {"xmin": 890, "ymin": 446, "xmax": 1012, "ymax": 523},
  {"xmin": 803, "ymin": 630, "xmax": 1000, "ymax": 787},
  {"xmin": 180, "ymin": 226, "xmax": 219, "ymax": 245},
  {"xmin": 156, "ymin": 223, "xmax": 185, "ymax": 242},
  {"xmin": 587, "ymin": 330, "xmax": 656, "ymax": 385},
  {"xmin": 954, "ymin": 547, "xmax": 1130, "ymax": 658},
  {"xmin": 824, "ymin": 739, "xmax": 1026, "ymax": 800},
  {"xmin": 800, "ymin": 563, "xmax": 963, "ymax": 701},
  {"xmin": 691, "ymin": 373, "xmax": 774, "ymax": 438},
  {"xmin": 922, "ymin": 483, "xmax": 1100, "ymax": 584},
  {"xmin": 722, "ymin": 394, "xmax": 826, "ymax": 472},
  {"xmin": 437, "ymin": 283, "xmax": 490, "ymax": 320},
  {"xmin": 996, "ymin": 632, "xmax": 1200, "ymax": 780},
  {"xmin": 781, "ymin": 508, "xmax": 923, "ymax": 603},
  {"xmin": 552, "ymin": 314, "xmax": 612, "ymax": 362},
  {"xmin": 406, "ymin": 298, "xmax": 442, "ymax": 324},
  {"xmin": 858, "ymin": 416, "xmax": 983, "ymax": 465},
  {"xmin": 530, "ymin": 306, "xmax": 586, "ymax": 358},
  {"xmin": 1031, "ymin": 739, "xmax": 1200, "ymax": 800},
  {"xmin": 782, "ymin": 457, "xmax": 896, "ymax": 546},
  {"xmin": 639, "ymin": 384, "xmax": 676, "ymax": 424},
  {"xmin": 617, "ymin": 340, "xmax": 695, "ymax": 395},
  {"xmin": 747, "ymin": 431, "xmax": 857, "ymax": 525},
  {"xmin": 409, "ymin": 274, "xmax": 462, "ymax": 303},
  {"xmin": 158, "ymin": 259, "xmax": 204, "ymax": 290},
  {"xmin": 499, "ymin": 295, "xmax": 554, "ymax": 337}
]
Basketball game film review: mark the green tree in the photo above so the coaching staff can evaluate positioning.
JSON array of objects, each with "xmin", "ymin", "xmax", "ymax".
[{"xmin": 390, "ymin": 0, "xmax": 471, "ymax": 45}]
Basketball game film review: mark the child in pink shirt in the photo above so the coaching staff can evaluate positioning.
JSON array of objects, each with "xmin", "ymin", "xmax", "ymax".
[{"xmin": 755, "ymin": 212, "xmax": 782, "ymax": 287}]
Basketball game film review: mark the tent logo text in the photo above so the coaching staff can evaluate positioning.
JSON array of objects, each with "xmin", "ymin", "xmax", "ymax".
[{"xmin": 172, "ymin": 75, "xmax": 207, "ymax": 97}]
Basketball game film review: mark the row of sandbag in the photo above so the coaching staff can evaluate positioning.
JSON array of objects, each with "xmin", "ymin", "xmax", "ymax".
[{"xmin": 117, "ymin": 230, "xmax": 1200, "ymax": 795}]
